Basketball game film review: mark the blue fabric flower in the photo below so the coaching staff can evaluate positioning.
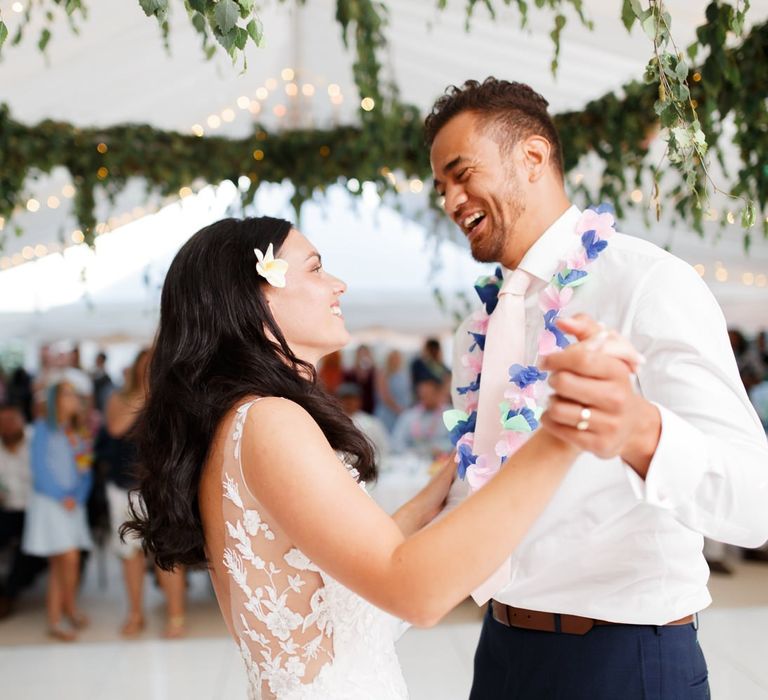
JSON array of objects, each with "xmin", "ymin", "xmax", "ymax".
[
  {"xmin": 456, "ymin": 443, "xmax": 477, "ymax": 480},
  {"xmin": 474, "ymin": 280, "xmax": 500, "ymax": 315},
  {"xmin": 503, "ymin": 406, "xmax": 540, "ymax": 431},
  {"xmin": 449, "ymin": 410, "xmax": 477, "ymax": 446},
  {"xmin": 544, "ymin": 310, "xmax": 571, "ymax": 349},
  {"xmin": 473, "ymin": 266, "xmax": 503, "ymax": 314},
  {"xmin": 508, "ymin": 364, "xmax": 548, "ymax": 389},
  {"xmin": 456, "ymin": 374, "xmax": 481, "ymax": 396},
  {"xmin": 556, "ymin": 268, "xmax": 589, "ymax": 287},
  {"xmin": 468, "ymin": 331, "xmax": 486, "ymax": 352},
  {"xmin": 591, "ymin": 203, "xmax": 615, "ymax": 215},
  {"xmin": 581, "ymin": 230, "xmax": 608, "ymax": 260}
]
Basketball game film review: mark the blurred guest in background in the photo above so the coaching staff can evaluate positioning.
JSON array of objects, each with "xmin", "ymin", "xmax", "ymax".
[
  {"xmin": 317, "ymin": 349, "xmax": 344, "ymax": 395},
  {"xmin": 754, "ymin": 330, "xmax": 768, "ymax": 379},
  {"xmin": 410, "ymin": 338, "xmax": 450, "ymax": 391},
  {"xmin": 729, "ymin": 328, "xmax": 764, "ymax": 392},
  {"xmin": 7, "ymin": 368, "xmax": 33, "ymax": 424},
  {"xmin": 344, "ymin": 345, "xmax": 377, "ymax": 414},
  {"xmin": 392, "ymin": 377, "xmax": 452, "ymax": 458},
  {"xmin": 91, "ymin": 352, "xmax": 114, "ymax": 415},
  {"xmin": 375, "ymin": 349, "xmax": 411, "ymax": 433},
  {"xmin": 101, "ymin": 349, "xmax": 187, "ymax": 639},
  {"xmin": 750, "ymin": 377, "xmax": 768, "ymax": 432},
  {"xmin": 337, "ymin": 382, "xmax": 390, "ymax": 462},
  {"xmin": 705, "ymin": 328, "xmax": 767, "ymax": 574},
  {"xmin": 0, "ymin": 404, "xmax": 43, "ymax": 619},
  {"xmin": 744, "ymin": 377, "xmax": 768, "ymax": 563},
  {"xmin": 22, "ymin": 382, "xmax": 93, "ymax": 641}
]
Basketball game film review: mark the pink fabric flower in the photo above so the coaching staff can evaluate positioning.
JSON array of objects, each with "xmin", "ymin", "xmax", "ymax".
[
  {"xmin": 455, "ymin": 432, "xmax": 475, "ymax": 455},
  {"xmin": 566, "ymin": 249, "xmax": 588, "ymax": 270},
  {"xmin": 466, "ymin": 454, "xmax": 500, "ymax": 491},
  {"xmin": 470, "ymin": 314, "xmax": 490, "ymax": 334},
  {"xmin": 504, "ymin": 384, "xmax": 536, "ymax": 403},
  {"xmin": 538, "ymin": 329, "xmax": 558, "ymax": 356},
  {"xmin": 576, "ymin": 209, "xmax": 615, "ymax": 240},
  {"xmin": 539, "ymin": 285, "xmax": 574, "ymax": 313},
  {"xmin": 461, "ymin": 352, "xmax": 483, "ymax": 375},
  {"xmin": 494, "ymin": 431, "xmax": 527, "ymax": 459}
]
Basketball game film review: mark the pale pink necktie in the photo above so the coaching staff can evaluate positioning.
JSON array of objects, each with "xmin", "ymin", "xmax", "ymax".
[{"xmin": 470, "ymin": 268, "xmax": 531, "ymax": 605}]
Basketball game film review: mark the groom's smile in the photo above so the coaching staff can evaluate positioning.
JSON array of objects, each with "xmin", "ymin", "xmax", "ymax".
[{"xmin": 430, "ymin": 112, "xmax": 527, "ymax": 266}]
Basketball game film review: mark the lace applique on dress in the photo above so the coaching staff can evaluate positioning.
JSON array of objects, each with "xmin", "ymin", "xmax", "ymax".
[
  {"xmin": 223, "ymin": 474, "xmax": 333, "ymax": 697},
  {"xmin": 219, "ymin": 399, "xmax": 409, "ymax": 700}
]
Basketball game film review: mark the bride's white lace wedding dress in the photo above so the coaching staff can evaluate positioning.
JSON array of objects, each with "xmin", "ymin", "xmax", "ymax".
[{"xmin": 208, "ymin": 399, "xmax": 409, "ymax": 699}]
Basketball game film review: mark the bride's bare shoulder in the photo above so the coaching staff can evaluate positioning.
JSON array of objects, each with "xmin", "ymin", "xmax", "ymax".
[{"xmin": 240, "ymin": 396, "xmax": 330, "ymax": 453}]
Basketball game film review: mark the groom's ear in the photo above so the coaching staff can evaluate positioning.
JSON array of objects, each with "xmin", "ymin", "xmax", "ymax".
[{"xmin": 519, "ymin": 135, "xmax": 553, "ymax": 183}]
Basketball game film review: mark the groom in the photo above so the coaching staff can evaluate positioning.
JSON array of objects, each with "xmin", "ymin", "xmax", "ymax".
[{"xmin": 427, "ymin": 78, "xmax": 768, "ymax": 698}]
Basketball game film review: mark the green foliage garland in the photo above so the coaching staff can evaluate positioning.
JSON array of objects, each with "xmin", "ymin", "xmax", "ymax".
[{"xmin": 0, "ymin": 1, "xmax": 765, "ymax": 249}]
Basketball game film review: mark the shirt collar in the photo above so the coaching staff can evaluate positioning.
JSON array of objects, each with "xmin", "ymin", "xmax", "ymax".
[{"xmin": 502, "ymin": 205, "xmax": 582, "ymax": 285}]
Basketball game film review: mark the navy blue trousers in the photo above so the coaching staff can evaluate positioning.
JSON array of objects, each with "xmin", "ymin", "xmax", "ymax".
[{"xmin": 469, "ymin": 606, "xmax": 710, "ymax": 699}]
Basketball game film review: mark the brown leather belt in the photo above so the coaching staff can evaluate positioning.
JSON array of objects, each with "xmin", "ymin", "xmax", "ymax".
[{"xmin": 491, "ymin": 601, "xmax": 696, "ymax": 636}]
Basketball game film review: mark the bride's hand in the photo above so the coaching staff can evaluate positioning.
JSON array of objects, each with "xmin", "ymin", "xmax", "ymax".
[
  {"xmin": 418, "ymin": 455, "xmax": 457, "ymax": 522},
  {"xmin": 392, "ymin": 454, "xmax": 456, "ymax": 535}
]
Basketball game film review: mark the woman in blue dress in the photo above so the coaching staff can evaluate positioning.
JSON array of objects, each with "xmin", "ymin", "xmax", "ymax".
[{"xmin": 22, "ymin": 381, "xmax": 93, "ymax": 641}]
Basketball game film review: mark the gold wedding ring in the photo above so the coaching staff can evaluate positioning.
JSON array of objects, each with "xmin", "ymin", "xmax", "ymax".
[{"xmin": 576, "ymin": 406, "xmax": 591, "ymax": 431}]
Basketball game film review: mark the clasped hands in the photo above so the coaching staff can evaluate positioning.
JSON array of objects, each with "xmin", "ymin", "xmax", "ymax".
[{"xmin": 539, "ymin": 314, "xmax": 661, "ymax": 478}]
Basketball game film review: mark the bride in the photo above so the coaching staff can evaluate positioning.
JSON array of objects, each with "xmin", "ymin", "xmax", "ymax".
[{"xmin": 123, "ymin": 216, "xmax": 629, "ymax": 699}]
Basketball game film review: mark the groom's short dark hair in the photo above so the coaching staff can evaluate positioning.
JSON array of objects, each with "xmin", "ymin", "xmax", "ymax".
[{"xmin": 424, "ymin": 77, "xmax": 564, "ymax": 179}]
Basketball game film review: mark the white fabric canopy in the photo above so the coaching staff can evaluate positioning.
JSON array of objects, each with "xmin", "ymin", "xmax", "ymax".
[
  {"xmin": 0, "ymin": 182, "xmax": 492, "ymax": 341},
  {"xmin": 0, "ymin": 0, "xmax": 767, "ymax": 337},
  {"xmin": 2, "ymin": 179, "xmax": 767, "ymax": 341}
]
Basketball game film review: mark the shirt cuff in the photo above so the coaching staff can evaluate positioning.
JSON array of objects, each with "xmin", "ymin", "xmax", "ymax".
[{"xmin": 623, "ymin": 403, "xmax": 704, "ymax": 509}]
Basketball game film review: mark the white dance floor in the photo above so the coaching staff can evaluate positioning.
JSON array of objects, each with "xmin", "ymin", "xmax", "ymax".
[{"xmin": 1, "ymin": 555, "xmax": 768, "ymax": 699}]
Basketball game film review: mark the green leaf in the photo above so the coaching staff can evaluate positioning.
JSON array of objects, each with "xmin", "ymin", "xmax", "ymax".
[
  {"xmin": 675, "ymin": 58, "xmax": 688, "ymax": 82},
  {"xmin": 621, "ymin": 0, "xmax": 636, "ymax": 32},
  {"xmin": 671, "ymin": 126, "xmax": 691, "ymax": 149},
  {"xmin": 214, "ymin": 27, "xmax": 236, "ymax": 52},
  {"xmin": 214, "ymin": 0, "xmax": 239, "ymax": 34},
  {"xmin": 188, "ymin": 0, "xmax": 206, "ymax": 12},
  {"xmin": 191, "ymin": 12, "xmax": 206, "ymax": 32},
  {"xmin": 641, "ymin": 14, "xmax": 656, "ymax": 41},
  {"xmin": 65, "ymin": 0, "xmax": 79, "ymax": 14},
  {"xmin": 630, "ymin": 0, "xmax": 644, "ymax": 17},
  {"xmin": 442, "ymin": 409, "xmax": 469, "ymax": 432},
  {"xmin": 673, "ymin": 82, "xmax": 690, "ymax": 102},
  {"xmin": 246, "ymin": 18, "xmax": 263, "ymax": 45},
  {"xmin": 502, "ymin": 415, "xmax": 533, "ymax": 433},
  {"xmin": 239, "ymin": 0, "xmax": 255, "ymax": 15},
  {"xmin": 233, "ymin": 26, "xmax": 247, "ymax": 51},
  {"xmin": 38, "ymin": 28, "xmax": 51, "ymax": 52},
  {"xmin": 138, "ymin": 0, "xmax": 168, "ymax": 17},
  {"xmin": 0, "ymin": 21, "xmax": 7, "ymax": 48},
  {"xmin": 741, "ymin": 201, "xmax": 757, "ymax": 228}
]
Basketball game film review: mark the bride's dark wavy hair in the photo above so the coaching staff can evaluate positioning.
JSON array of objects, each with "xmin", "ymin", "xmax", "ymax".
[{"xmin": 122, "ymin": 216, "xmax": 376, "ymax": 570}]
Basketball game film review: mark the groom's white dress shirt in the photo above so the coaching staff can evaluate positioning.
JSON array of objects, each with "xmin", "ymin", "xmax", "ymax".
[{"xmin": 449, "ymin": 205, "xmax": 768, "ymax": 624}]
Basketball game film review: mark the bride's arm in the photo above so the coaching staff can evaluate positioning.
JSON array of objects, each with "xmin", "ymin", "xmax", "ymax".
[{"xmin": 242, "ymin": 397, "xmax": 576, "ymax": 628}]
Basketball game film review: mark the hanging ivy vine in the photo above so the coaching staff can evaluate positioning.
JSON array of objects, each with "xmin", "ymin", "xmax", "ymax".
[{"xmin": 0, "ymin": 1, "xmax": 765, "ymax": 249}]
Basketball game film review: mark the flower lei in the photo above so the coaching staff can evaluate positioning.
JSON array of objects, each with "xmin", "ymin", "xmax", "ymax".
[{"xmin": 442, "ymin": 205, "xmax": 616, "ymax": 490}]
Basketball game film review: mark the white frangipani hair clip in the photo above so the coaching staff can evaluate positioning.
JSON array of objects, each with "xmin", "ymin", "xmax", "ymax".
[{"xmin": 254, "ymin": 243, "xmax": 289, "ymax": 288}]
